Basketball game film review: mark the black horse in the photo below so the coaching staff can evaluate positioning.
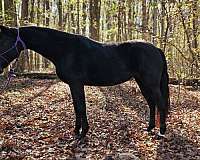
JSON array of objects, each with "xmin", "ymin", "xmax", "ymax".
[{"xmin": 0, "ymin": 26, "xmax": 169, "ymax": 140}]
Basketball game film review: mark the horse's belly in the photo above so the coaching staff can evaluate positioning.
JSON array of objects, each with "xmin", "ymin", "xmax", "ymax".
[{"xmin": 85, "ymin": 71, "xmax": 133, "ymax": 86}]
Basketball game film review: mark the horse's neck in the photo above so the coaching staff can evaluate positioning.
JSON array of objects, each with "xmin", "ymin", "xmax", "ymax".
[{"xmin": 21, "ymin": 27, "xmax": 74, "ymax": 64}]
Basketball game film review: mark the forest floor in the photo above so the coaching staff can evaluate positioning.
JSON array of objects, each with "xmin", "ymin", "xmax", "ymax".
[{"xmin": 0, "ymin": 77, "xmax": 199, "ymax": 160}]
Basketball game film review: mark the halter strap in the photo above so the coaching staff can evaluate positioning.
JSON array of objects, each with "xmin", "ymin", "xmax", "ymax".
[
  {"xmin": 11, "ymin": 28, "xmax": 28, "ymax": 71},
  {"xmin": 0, "ymin": 28, "xmax": 29, "ymax": 75},
  {"xmin": 15, "ymin": 28, "xmax": 27, "ymax": 54},
  {"xmin": 0, "ymin": 28, "xmax": 28, "ymax": 93},
  {"xmin": 0, "ymin": 28, "xmax": 27, "ymax": 58}
]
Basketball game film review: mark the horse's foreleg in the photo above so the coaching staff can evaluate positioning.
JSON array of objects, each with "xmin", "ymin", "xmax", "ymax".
[
  {"xmin": 142, "ymin": 91, "xmax": 156, "ymax": 132},
  {"xmin": 69, "ymin": 83, "xmax": 89, "ymax": 139},
  {"xmin": 148, "ymin": 105, "xmax": 156, "ymax": 132},
  {"xmin": 135, "ymin": 78, "xmax": 156, "ymax": 132}
]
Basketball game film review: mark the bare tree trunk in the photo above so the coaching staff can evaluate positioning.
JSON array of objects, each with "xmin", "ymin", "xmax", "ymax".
[
  {"xmin": 57, "ymin": 0, "xmax": 63, "ymax": 30},
  {"xmin": 0, "ymin": 0, "xmax": 3, "ymax": 25},
  {"xmin": 89, "ymin": 0, "xmax": 101, "ymax": 40},
  {"xmin": 127, "ymin": 0, "xmax": 133, "ymax": 40},
  {"xmin": 3, "ymin": 0, "xmax": 18, "ymax": 74},
  {"xmin": 192, "ymin": 0, "xmax": 199, "ymax": 76},
  {"xmin": 0, "ymin": 1, "xmax": 2, "ymax": 13},
  {"xmin": 42, "ymin": 0, "xmax": 46, "ymax": 25},
  {"xmin": 192, "ymin": 0, "xmax": 198, "ymax": 49},
  {"xmin": 17, "ymin": 0, "xmax": 29, "ymax": 73},
  {"xmin": 44, "ymin": 0, "xmax": 50, "ymax": 69},
  {"xmin": 77, "ymin": 0, "xmax": 80, "ymax": 34},
  {"xmin": 122, "ymin": 0, "xmax": 126, "ymax": 41},
  {"xmin": 160, "ymin": 0, "xmax": 165, "ymax": 49},
  {"xmin": 30, "ymin": 0, "xmax": 35, "ymax": 71},
  {"xmin": 30, "ymin": 0, "xmax": 35, "ymax": 23},
  {"xmin": 42, "ymin": 0, "xmax": 46, "ymax": 69},
  {"xmin": 21, "ymin": 0, "xmax": 29, "ymax": 24},
  {"xmin": 70, "ymin": 4, "xmax": 76, "ymax": 33},
  {"xmin": 37, "ymin": 0, "xmax": 41, "ymax": 26},
  {"xmin": 36, "ymin": 0, "xmax": 41, "ymax": 71},
  {"xmin": 82, "ymin": 0, "xmax": 87, "ymax": 35},
  {"xmin": 178, "ymin": 3, "xmax": 198, "ymax": 76},
  {"xmin": 142, "ymin": 0, "xmax": 147, "ymax": 40},
  {"xmin": 63, "ymin": 3, "xmax": 69, "ymax": 31},
  {"xmin": 117, "ymin": 0, "xmax": 122, "ymax": 41},
  {"xmin": 46, "ymin": 0, "xmax": 50, "ymax": 26},
  {"xmin": 106, "ymin": 1, "xmax": 111, "ymax": 40},
  {"xmin": 4, "ymin": 0, "xmax": 17, "ymax": 26},
  {"xmin": 152, "ymin": 0, "xmax": 158, "ymax": 45}
]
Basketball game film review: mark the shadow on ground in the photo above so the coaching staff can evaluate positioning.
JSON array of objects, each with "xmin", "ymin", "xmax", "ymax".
[{"xmin": 0, "ymin": 78, "xmax": 199, "ymax": 159}]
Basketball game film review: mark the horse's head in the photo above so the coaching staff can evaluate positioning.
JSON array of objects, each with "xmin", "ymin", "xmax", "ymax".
[{"xmin": 0, "ymin": 26, "xmax": 21, "ymax": 74}]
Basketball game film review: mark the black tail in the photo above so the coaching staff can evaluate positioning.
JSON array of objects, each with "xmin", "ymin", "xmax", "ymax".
[{"xmin": 158, "ymin": 48, "xmax": 170, "ymax": 114}]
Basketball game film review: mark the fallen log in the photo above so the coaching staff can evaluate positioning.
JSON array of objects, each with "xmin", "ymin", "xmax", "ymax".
[
  {"xmin": 169, "ymin": 77, "xmax": 200, "ymax": 87},
  {"xmin": 16, "ymin": 72, "xmax": 57, "ymax": 79},
  {"xmin": 1, "ymin": 73, "xmax": 200, "ymax": 87}
]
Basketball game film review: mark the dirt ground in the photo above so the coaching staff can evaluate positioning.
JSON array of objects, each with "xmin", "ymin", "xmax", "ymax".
[{"xmin": 0, "ymin": 78, "xmax": 199, "ymax": 159}]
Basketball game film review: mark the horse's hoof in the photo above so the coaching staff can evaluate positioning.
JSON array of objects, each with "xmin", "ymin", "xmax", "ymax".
[
  {"xmin": 78, "ymin": 137, "xmax": 87, "ymax": 145},
  {"xmin": 147, "ymin": 130, "xmax": 155, "ymax": 136},
  {"xmin": 155, "ymin": 132, "xmax": 166, "ymax": 140},
  {"xmin": 73, "ymin": 135, "xmax": 87, "ymax": 145},
  {"xmin": 146, "ymin": 125, "xmax": 155, "ymax": 132},
  {"xmin": 74, "ymin": 134, "xmax": 81, "ymax": 140}
]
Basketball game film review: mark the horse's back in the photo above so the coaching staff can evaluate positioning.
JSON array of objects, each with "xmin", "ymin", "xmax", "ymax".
[
  {"xmin": 57, "ymin": 38, "xmax": 164, "ymax": 86},
  {"xmin": 81, "ymin": 41, "xmax": 133, "ymax": 86}
]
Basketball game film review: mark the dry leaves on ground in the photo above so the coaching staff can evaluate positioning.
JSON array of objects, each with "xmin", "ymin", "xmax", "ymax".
[{"xmin": 0, "ymin": 77, "xmax": 199, "ymax": 159}]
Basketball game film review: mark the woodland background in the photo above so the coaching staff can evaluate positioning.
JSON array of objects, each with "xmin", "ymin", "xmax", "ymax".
[
  {"xmin": 0, "ymin": 0, "xmax": 200, "ymax": 159},
  {"xmin": 0, "ymin": 0, "xmax": 199, "ymax": 79}
]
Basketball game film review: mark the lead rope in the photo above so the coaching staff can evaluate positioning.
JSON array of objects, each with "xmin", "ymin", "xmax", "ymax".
[{"xmin": 0, "ymin": 28, "xmax": 28, "ymax": 94}]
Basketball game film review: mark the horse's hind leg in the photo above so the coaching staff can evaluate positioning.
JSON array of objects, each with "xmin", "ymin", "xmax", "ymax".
[
  {"xmin": 152, "ymin": 87, "xmax": 166, "ymax": 136},
  {"xmin": 135, "ymin": 78, "xmax": 156, "ymax": 132},
  {"xmin": 69, "ymin": 83, "xmax": 89, "ymax": 140}
]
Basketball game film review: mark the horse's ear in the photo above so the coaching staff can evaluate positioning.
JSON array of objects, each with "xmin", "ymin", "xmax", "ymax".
[
  {"xmin": 0, "ymin": 25, "xmax": 15, "ymax": 36},
  {"xmin": 0, "ymin": 25, "xmax": 4, "ymax": 33},
  {"xmin": 0, "ymin": 25, "xmax": 9, "ymax": 33}
]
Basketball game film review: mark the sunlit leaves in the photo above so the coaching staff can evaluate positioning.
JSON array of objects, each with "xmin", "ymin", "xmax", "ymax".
[{"xmin": 0, "ymin": 77, "xmax": 199, "ymax": 159}]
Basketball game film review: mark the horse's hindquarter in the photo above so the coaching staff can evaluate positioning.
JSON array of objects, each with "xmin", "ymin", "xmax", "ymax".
[{"xmin": 129, "ymin": 42, "xmax": 164, "ymax": 85}]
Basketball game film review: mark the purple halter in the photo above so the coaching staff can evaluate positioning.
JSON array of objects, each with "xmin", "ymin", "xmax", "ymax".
[
  {"xmin": 0, "ymin": 28, "xmax": 27, "ymax": 93},
  {"xmin": 0, "ymin": 28, "xmax": 27, "ymax": 64}
]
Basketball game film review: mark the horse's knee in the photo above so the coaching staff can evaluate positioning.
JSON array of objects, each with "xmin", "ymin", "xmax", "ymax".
[
  {"xmin": 82, "ymin": 116, "xmax": 89, "ymax": 132},
  {"xmin": 147, "ymin": 106, "xmax": 156, "ymax": 131},
  {"xmin": 74, "ymin": 122, "xmax": 81, "ymax": 136},
  {"xmin": 79, "ymin": 124, "xmax": 89, "ymax": 139}
]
